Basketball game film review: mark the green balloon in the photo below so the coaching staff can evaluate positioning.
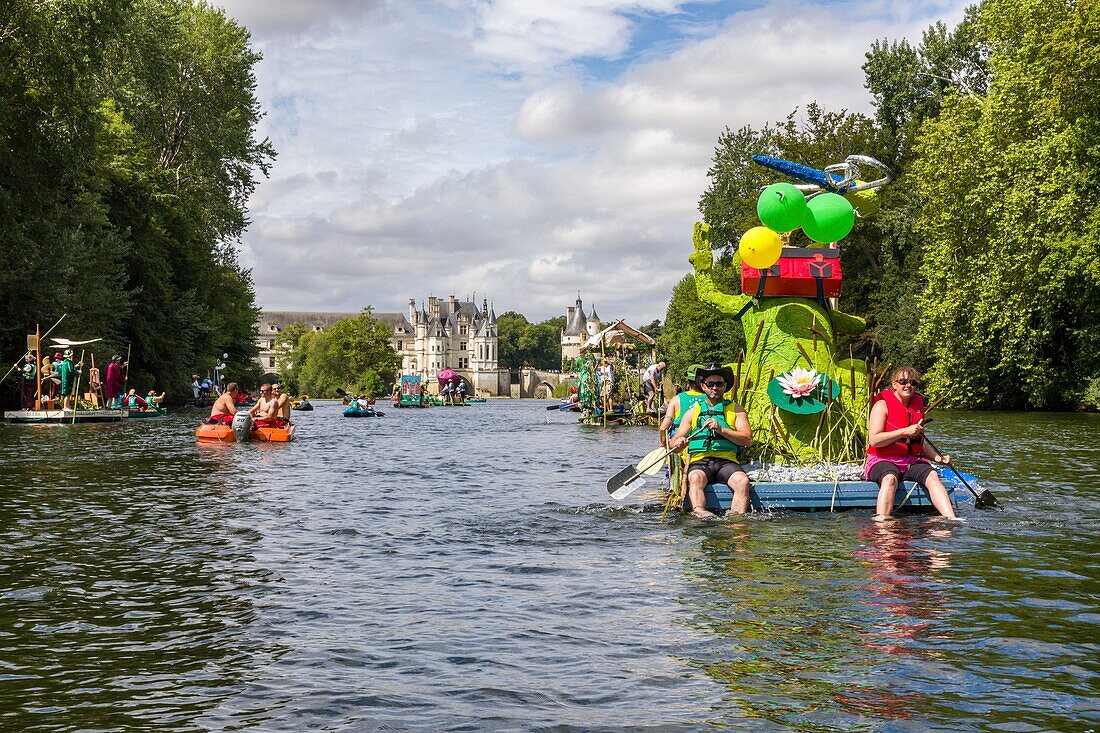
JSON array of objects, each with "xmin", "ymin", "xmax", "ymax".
[
  {"xmin": 801, "ymin": 193, "xmax": 855, "ymax": 243},
  {"xmin": 756, "ymin": 183, "xmax": 807, "ymax": 233}
]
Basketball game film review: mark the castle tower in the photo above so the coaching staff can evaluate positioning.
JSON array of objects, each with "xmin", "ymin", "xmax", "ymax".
[{"xmin": 586, "ymin": 305, "xmax": 601, "ymax": 338}]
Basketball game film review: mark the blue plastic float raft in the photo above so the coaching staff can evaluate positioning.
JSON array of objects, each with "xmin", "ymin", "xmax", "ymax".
[{"xmin": 702, "ymin": 466, "xmax": 979, "ymax": 512}]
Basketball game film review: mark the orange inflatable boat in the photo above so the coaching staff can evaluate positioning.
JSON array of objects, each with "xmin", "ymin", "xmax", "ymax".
[
  {"xmin": 195, "ymin": 422, "xmax": 238, "ymax": 443},
  {"xmin": 195, "ymin": 414, "xmax": 295, "ymax": 443},
  {"xmin": 252, "ymin": 423, "xmax": 295, "ymax": 442}
]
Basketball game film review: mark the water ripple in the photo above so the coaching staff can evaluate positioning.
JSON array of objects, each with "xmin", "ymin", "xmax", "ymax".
[{"xmin": 0, "ymin": 404, "xmax": 1097, "ymax": 730}]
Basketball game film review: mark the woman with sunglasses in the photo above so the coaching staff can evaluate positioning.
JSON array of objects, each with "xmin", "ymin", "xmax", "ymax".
[{"xmin": 866, "ymin": 366, "xmax": 957, "ymax": 520}]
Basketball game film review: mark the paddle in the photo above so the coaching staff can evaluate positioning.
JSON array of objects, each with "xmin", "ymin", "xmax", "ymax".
[
  {"xmin": 546, "ymin": 403, "xmax": 562, "ymax": 410},
  {"xmin": 923, "ymin": 435, "xmax": 998, "ymax": 508},
  {"xmin": 606, "ymin": 426, "xmax": 707, "ymax": 500}
]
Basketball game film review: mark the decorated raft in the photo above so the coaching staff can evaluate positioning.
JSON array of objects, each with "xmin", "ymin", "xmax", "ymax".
[
  {"xmin": 5, "ymin": 408, "xmax": 123, "ymax": 424},
  {"xmin": 614, "ymin": 153, "xmax": 998, "ymax": 516},
  {"xmin": 392, "ymin": 375, "xmax": 429, "ymax": 408}
]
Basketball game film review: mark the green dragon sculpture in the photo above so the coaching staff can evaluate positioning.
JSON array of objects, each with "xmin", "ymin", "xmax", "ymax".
[{"xmin": 690, "ymin": 221, "xmax": 870, "ymax": 463}]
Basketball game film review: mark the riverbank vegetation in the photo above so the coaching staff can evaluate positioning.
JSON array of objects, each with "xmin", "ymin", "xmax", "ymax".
[
  {"xmin": 273, "ymin": 310, "xmax": 401, "ymax": 399},
  {"xmin": 663, "ymin": 0, "xmax": 1099, "ymax": 410},
  {"xmin": 497, "ymin": 313, "xmax": 567, "ymax": 370},
  {"xmin": 1, "ymin": 0, "xmax": 270, "ymax": 404}
]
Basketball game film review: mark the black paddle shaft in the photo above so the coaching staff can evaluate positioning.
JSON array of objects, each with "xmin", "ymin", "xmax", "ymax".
[{"xmin": 923, "ymin": 435, "xmax": 998, "ymax": 508}]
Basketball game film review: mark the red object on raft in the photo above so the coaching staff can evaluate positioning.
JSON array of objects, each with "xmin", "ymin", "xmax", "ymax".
[{"xmin": 741, "ymin": 247, "xmax": 842, "ymax": 299}]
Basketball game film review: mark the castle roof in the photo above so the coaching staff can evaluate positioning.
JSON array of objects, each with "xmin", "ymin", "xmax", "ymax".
[{"xmin": 563, "ymin": 298, "xmax": 587, "ymax": 336}]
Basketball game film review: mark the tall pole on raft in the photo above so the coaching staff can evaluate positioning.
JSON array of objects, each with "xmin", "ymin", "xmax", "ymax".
[{"xmin": 34, "ymin": 324, "xmax": 42, "ymax": 411}]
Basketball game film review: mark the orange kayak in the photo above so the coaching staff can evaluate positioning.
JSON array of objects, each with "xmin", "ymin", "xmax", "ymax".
[{"xmin": 195, "ymin": 423, "xmax": 237, "ymax": 443}]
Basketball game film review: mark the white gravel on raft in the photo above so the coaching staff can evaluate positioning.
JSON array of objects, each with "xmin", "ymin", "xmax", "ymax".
[{"xmin": 743, "ymin": 462, "xmax": 866, "ymax": 482}]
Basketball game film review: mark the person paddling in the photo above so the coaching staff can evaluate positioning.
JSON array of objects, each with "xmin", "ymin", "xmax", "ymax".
[
  {"xmin": 865, "ymin": 366, "xmax": 957, "ymax": 520},
  {"xmin": 669, "ymin": 363, "xmax": 753, "ymax": 517},
  {"xmin": 207, "ymin": 382, "xmax": 239, "ymax": 424}
]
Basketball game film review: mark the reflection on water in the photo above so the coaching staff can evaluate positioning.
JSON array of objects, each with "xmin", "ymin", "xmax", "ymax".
[{"xmin": 0, "ymin": 405, "xmax": 1097, "ymax": 731}]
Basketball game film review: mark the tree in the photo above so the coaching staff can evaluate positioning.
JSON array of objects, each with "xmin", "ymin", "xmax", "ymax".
[
  {"xmin": 913, "ymin": 0, "xmax": 1100, "ymax": 408},
  {"xmin": 279, "ymin": 311, "xmax": 401, "ymax": 398},
  {"xmin": 658, "ymin": 259, "xmax": 744, "ymax": 383}
]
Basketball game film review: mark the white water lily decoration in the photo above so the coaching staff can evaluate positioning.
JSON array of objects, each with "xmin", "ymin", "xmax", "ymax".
[{"xmin": 777, "ymin": 367, "xmax": 821, "ymax": 399}]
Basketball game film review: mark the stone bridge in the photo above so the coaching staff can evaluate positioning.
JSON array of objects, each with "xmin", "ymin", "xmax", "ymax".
[{"xmin": 512, "ymin": 368, "xmax": 569, "ymax": 399}]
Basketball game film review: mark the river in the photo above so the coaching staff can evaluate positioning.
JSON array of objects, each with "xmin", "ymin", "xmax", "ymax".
[{"xmin": 0, "ymin": 402, "xmax": 1097, "ymax": 731}]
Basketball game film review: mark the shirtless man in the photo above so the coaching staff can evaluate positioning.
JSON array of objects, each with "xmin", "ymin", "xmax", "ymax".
[
  {"xmin": 249, "ymin": 384, "xmax": 279, "ymax": 426},
  {"xmin": 271, "ymin": 382, "xmax": 291, "ymax": 426},
  {"xmin": 208, "ymin": 382, "xmax": 239, "ymax": 424}
]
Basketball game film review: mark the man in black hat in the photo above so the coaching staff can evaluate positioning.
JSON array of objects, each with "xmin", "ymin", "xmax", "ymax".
[{"xmin": 669, "ymin": 363, "xmax": 753, "ymax": 517}]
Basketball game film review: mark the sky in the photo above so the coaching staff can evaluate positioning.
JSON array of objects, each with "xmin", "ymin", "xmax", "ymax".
[{"xmin": 212, "ymin": 0, "xmax": 967, "ymax": 324}]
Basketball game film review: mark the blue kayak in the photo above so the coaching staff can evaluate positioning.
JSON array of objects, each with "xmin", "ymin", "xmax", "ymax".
[{"xmin": 343, "ymin": 405, "xmax": 385, "ymax": 417}]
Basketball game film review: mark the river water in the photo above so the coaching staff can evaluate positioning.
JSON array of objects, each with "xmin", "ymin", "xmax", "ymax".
[{"xmin": 0, "ymin": 402, "xmax": 1097, "ymax": 732}]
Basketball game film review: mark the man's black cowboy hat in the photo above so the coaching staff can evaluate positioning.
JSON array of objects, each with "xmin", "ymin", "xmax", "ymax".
[{"xmin": 695, "ymin": 362, "xmax": 734, "ymax": 387}]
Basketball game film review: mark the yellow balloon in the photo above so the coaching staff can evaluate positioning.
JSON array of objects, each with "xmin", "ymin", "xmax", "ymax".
[{"xmin": 739, "ymin": 226, "xmax": 783, "ymax": 269}]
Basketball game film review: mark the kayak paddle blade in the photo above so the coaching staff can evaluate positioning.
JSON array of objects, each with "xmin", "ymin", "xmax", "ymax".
[{"xmin": 609, "ymin": 473, "xmax": 647, "ymax": 501}]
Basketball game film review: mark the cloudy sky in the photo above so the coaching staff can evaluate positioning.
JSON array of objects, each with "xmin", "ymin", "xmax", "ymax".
[{"xmin": 212, "ymin": 0, "xmax": 966, "ymax": 324}]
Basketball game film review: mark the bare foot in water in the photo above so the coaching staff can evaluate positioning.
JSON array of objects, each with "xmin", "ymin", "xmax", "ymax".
[{"xmin": 691, "ymin": 508, "xmax": 716, "ymax": 519}]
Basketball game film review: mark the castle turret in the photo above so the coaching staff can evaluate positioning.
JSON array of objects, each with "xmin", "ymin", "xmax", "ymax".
[{"xmin": 586, "ymin": 305, "xmax": 601, "ymax": 337}]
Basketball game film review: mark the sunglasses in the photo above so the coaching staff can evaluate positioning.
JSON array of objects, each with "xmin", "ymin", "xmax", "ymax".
[
  {"xmin": 702, "ymin": 380, "xmax": 726, "ymax": 389},
  {"xmin": 894, "ymin": 378, "xmax": 920, "ymax": 387}
]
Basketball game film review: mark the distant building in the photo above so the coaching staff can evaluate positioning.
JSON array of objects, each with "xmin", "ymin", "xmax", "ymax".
[
  {"xmin": 560, "ymin": 295, "xmax": 601, "ymax": 363},
  {"xmin": 255, "ymin": 295, "xmax": 508, "ymax": 395}
]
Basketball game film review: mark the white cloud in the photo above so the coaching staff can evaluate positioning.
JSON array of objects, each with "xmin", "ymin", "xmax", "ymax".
[{"xmin": 216, "ymin": 0, "xmax": 970, "ymax": 324}]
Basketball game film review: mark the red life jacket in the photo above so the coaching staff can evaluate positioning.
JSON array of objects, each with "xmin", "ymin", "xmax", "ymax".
[{"xmin": 867, "ymin": 389, "xmax": 925, "ymax": 458}]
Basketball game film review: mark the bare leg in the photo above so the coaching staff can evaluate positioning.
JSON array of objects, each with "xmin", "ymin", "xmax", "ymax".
[
  {"xmin": 728, "ymin": 471, "xmax": 751, "ymax": 514},
  {"xmin": 875, "ymin": 474, "xmax": 899, "ymax": 519},
  {"xmin": 923, "ymin": 472, "xmax": 958, "ymax": 519},
  {"xmin": 686, "ymin": 471, "xmax": 715, "ymax": 518}
]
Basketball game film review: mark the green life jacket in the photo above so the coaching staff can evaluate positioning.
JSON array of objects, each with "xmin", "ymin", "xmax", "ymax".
[
  {"xmin": 670, "ymin": 390, "xmax": 707, "ymax": 433},
  {"xmin": 686, "ymin": 401, "xmax": 741, "ymax": 458}
]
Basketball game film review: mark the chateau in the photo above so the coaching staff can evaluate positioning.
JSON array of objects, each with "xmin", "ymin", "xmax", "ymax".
[{"xmin": 255, "ymin": 296, "xmax": 508, "ymax": 396}]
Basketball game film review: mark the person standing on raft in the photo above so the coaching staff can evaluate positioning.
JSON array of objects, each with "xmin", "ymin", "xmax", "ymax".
[
  {"xmin": 54, "ymin": 349, "xmax": 80, "ymax": 410},
  {"xmin": 669, "ymin": 363, "xmax": 753, "ymax": 518},
  {"xmin": 865, "ymin": 366, "xmax": 957, "ymax": 520},
  {"xmin": 105, "ymin": 355, "xmax": 125, "ymax": 409},
  {"xmin": 207, "ymin": 382, "xmax": 239, "ymax": 424}
]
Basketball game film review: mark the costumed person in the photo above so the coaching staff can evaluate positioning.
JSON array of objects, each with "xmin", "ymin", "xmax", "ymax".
[
  {"xmin": 457, "ymin": 381, "xmax": 468, "ymax": 403},
  {"xmin": 54, "ymin": 349, "xmax": 79, "ymax": 410},
  {"xmin": 105, "ymin": 355, "xmax": 125, "ymax": 409},
  {"xmin": 191, "ymin": 375, "xmax": 201, "ymax": 401},
  {"xmin": 207, "ymin": 382, "xmax": 239, "ymax": 424},
  {"xmin": 658, "ymin": 364, "xmax": 706, "ymax": 445},
  {"xmin": 642, "ymin": 359, "xmax": 667, "ymax": 413},
  {"xmin": 123, "ymin": 388, "xmax": 148, "ymax": 410},
  {"xmin": 146, "ymin": 390, "xmax": 165, "ymax": 406},
  {"xmin": 19, "ymin": 353, "xmax": 36, "ymax": 410},
  {"xmin": 865, "ymin": 366, "xmax": 957, "ymax": 520},
  {"xmin": 669, "ymin": 363, "xmax": 753, "ymax": 517},
  {"xmin": 41, "ymin": 354, "xmax": 58, "ymax": 403}
]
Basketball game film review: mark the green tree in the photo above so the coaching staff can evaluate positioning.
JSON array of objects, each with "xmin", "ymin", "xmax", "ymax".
[
  {"xmin": 282, "ymin": 311, "xmax": 400, "ymax": 398},
  {"xmin": 913, "ymin": 0, "xmax": 1100, "ymax": 408},
  {"xmin": 658, "ymin": 259, "xmax": 744, "ymax": 383}
]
